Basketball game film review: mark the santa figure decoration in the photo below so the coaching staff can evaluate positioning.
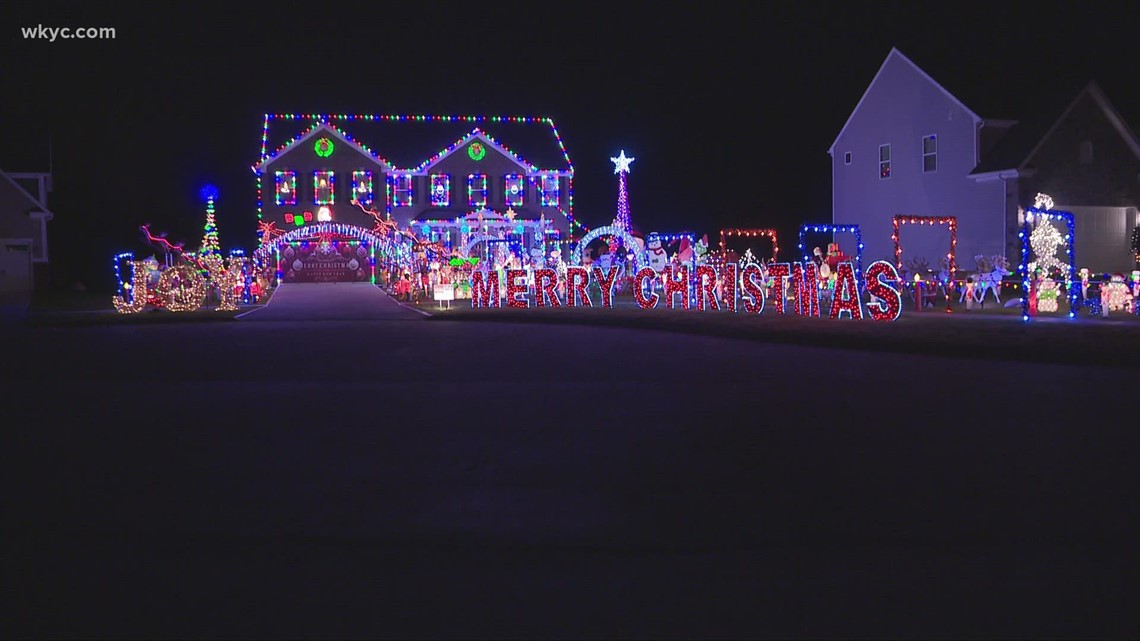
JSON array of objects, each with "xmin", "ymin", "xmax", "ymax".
[{"xmin": 646, "ymin": 232, "xmax": 670, "ymax": 272}]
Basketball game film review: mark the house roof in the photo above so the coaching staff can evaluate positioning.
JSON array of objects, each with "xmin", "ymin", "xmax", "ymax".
[
  {"xmin": 0, "ymin": 169, "xmax": 53, "ymax": 220},
  {"xmin": 253, "ymin": 122, "xmax": 394, "ymax": 172},
  {"xmin": 829, "ymin": 47, "xmax": 981, "ymax": 154},
  {"xmin": 969, "ymin": 80, "xmax": 1140, "ymax": 176},
  {"xmin": 254, "ymin": 115, "xmax": 574, "ymax": 174}
]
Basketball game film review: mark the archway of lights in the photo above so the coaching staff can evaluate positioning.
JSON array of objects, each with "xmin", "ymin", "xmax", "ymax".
[
  {"xmin": 570, "ymin": 224, "xmax": 648, "ymax": 268},
  {"xmin": 254, "ymin": 222, "xmax": 407, "ymax": 284}
]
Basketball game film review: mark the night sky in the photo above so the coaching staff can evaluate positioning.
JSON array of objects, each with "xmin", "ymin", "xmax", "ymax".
[{"xmin": 3, "ymin": 2, "xmax": 1138, "ymax": 290}]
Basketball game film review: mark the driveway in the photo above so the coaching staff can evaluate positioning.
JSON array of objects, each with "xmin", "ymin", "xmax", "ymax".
[{"xmin": 236, "ymin": 282, "xmax": 427, "ymax": 322}]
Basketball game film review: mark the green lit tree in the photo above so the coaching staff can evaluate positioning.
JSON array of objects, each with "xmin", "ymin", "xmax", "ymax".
[{"xmin": 199, "ymin": 185, "xmax": 221, "ymax": 256}]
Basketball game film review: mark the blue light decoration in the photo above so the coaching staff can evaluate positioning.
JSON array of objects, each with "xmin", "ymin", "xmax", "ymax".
[
  {"xmin": 275, "ymin": 171, "xmax": 297, "ymax": 206},
  {"xmin": 538, "ymin": 175, "xmax": 560, "ymax": 207},
  {"xmin": 570, "ymin": 224, "xmax": 649, "ymax": 268},
  {"xmin": 392, "ymin": 173, "xmax": 413, "ymax": 207},
  {"xmin": 200, "ymin": 184, "xmax": 220, "ymax": 202},
  {"xmin": 504, "ymin": 174, "xmax": 525, "ymax": 207},
  {"xmin": 1019, "ymin": 207, "xmax": 1078, "ymax": 321},
  {"xmin": 798, "ymin": 223, "xmax": 864, "ymax": 284},
  {"xmin": 430, "ymin": 174, "xmax": 451, "ymax": 207},
  {"xmin": 467, "ymin": 174, "xmax": 488, "ymax": 208},
  {"xmin": 113, "ymin": 251, "xmax": 135, "ymax": 302},
  {"xmin": 228, "ymin": 248, "xmax": 253, "ymax": 304},
  {"xmin": 351, "ymin": 170, "xmax": 373, "ymax": 206}
]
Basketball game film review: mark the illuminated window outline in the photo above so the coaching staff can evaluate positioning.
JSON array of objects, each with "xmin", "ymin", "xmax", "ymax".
[
  {"xmin": 392, "ymin": 173, "xmax": 414, "ymax": 207},
  {"xmin": 467, "ymin": 174, "xmax": 488, "ymax": 208},
  {"xmin": 351, "ymin": 170, "xmax": 374, "ymax": 205},
  {"xmin": 275, "ymin": 170, "xmax": 297, "ymax": 206},
  {"xmin": 430, "ymin": 173, "xmax": 451, "ymax": 207},
  {"xmin": 539, "ymin": 175, "xmax": 560, "ymax": 207},
  {"xmin": 313, "ymin": 171, "xmax": 335, "ymax": 205},
  {"xmin": 504, "ymin": 174, "xmax": 525, "ymax": 207}
]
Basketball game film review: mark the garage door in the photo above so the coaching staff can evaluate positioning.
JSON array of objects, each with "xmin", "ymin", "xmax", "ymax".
[
  {"xmin": 0, "ymin": 240, "xmax": 33, "ymax": 294},
  {"xmin": 1060, "ymin": 206, "xmax": 1138, "ymax": 274}
]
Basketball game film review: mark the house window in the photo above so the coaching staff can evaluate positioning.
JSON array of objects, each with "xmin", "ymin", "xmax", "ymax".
[
  {"xmin": 1079, "ymin": 140, "xmax": 1094, "ymax": 164},
  {"xmin": 392, "ymin": 174, "xmax": 413, "ymax": 207},
  {"xmin": 430, "ymin": 174, "xmax": 451, "ymax": 207},
  {"xmin": 351, "ymin": 170, "xmax": 373, "ymax": 205},
  {"xmin": 314, "ymin": 171, "xmax": 334, "ymax": 205},
  {"xmin": 844, "ymin": 152, "xmax": 852, "ymax": 165},
  {"xmin": 467, "ymin": 174, "xmax": 488, "ymax": 208},
  {"xmin": 922, "ymin": 135, "xmax": 937, "ymax": 173},
  {"xmin": 879, "ymin": 144, "xmax": 891, "ymax": 179},
  {"xmin": 504, "ymin": 174, "xmax": 525, "ymax": 206},
  {"xmin": 275, "ymin": 170, "xmax": 297, "ymax": 206},
  {"xmin": 538, "ymin": 175, "xmax": 561, "ymax": 206}
]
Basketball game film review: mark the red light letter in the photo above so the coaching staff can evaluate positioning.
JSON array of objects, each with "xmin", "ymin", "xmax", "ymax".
[
  {"xmin": 592, "ymin": 266, "xmax": 620, "ymax": 309},
  {"xmin": 742, "ymin": 264, "xmax": 766, "ymax": 314},
  {"xmin": 864, "ymin": 260, "xmax": 901, "ymax": 321},
  {"xmin": 506, "ymin": 268, "xmax": 529, "ymax": 308},
  {"xmin": 635, "ymin": 267, "xmax": 659, "ymax": 309},
  {"xmin": 535, "ymin": 268, "xmax": 560, "ymax": 307},
  {"xmin": 696, "ymin": 265, "xmax": 720, "ymax": 311},
  {"xmin": 793, "ymin": 262, "xmax": 820, "ymax": 317},
  {"xmin": 566, "ymin": 266, "xmax": 592, "ymax": 307},
  {"xmin": 829, "ymin": 262, "xmax": 863, "ymax": 319},
  {"xmin": 662, "ymin": 265, "xmax": 690, "ymax": 309},
  {"xmin": 722, "ymin": 263, "xmax": 738, "ymax": 313},
  {"xmin": 470, "ymin": 270, "xmax": 500, "ymax": 308},
  {"xmin": 767, "ymin": 263, "xmax": 790, "ymax": 314}
]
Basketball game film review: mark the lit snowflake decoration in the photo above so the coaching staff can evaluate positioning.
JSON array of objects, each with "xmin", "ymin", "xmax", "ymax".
[
  {"xmin": 1033, "ymin": 193, "xmax": 1054, "ymax": 211},
  {"xmin": 1027, "ymin": 221, "xmax": 1069, "ymax": 275}
]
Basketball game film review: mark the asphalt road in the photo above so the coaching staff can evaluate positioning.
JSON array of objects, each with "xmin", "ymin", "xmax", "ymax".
[{"xmin": 3, "ymin": 284, "xmax": 1136, "ymax": 639}]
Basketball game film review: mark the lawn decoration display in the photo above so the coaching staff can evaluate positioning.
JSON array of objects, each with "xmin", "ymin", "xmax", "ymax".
[
  {"xmin": 1019, "ymin": 198, "xmax": 1078, "ymax": 321},
  {"xmin": 799, "ymin": 224, "xmax": 863, "ymax": 284},
  {"xmin": 1100, "ymin": 273, "xmax": 1132, "ymax": 315},
  {"xmin": 891, "ymin": 215, "xmax": 957, "ymax": 288},
  {"xmin": 965, "ymin": 255, "xmax": 1011, "ymax": 305},
  {"xmin": 720, "ymin": 228, "xmax": 779, "ymax": 263},
  {"xmin": 112, "ymin": 251, "xmax": 251, "ymax": 314},
  {"xmin": 645, "ymin": 232, "xmax": 670, "ymax": 272},
  {"xmin": 468, "ymin": 259, "xmax": 905, "ymax": 322}
]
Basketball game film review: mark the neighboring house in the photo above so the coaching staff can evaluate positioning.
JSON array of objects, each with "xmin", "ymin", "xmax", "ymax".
[
  {"xmin": 0, "ymin": 168, "xmax": 53, "ymax": 294},
  {"xmin": 830, "ymin": 47, "xmax": 1140, "ymax": 275},
  {"xmin": 252, "ymin": 115, "xmax": 575, "ymax": 247}
]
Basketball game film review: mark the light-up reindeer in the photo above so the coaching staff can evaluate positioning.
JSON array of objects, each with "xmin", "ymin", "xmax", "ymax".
[{"xmin": 969, "ymin": 255, "xmax": 1011, "ymax": 305}]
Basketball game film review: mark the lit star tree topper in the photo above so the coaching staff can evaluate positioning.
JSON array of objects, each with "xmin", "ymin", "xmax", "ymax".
[
  {"xmin": 610, "ymin": 150, "xmax": 634, "ymax": 235},
  {"xmin": 199, "ymin": 185, "xmax": 222, "ymax": 256}
]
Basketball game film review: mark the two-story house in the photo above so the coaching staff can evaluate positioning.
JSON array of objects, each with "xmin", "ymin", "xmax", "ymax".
[
  {"xmin": 831, "ymin": 48, "xmax": 1140, "ymax": 275},
  {"xmin": 252, "ymin": 115, "xmax": 575, "ymax": 259},
  {"xmin": 0, "ymin": 168, "xmax": 53, "ymax": 295}
]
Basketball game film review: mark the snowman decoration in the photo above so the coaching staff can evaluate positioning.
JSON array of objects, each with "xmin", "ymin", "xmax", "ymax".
[{"xmin": 646, "ymin": 232, "xmax": 670, "ymax": 272}]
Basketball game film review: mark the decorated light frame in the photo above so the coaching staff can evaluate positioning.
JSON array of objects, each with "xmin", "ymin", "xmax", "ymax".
[
  {"xmin": 313, "ymin": 171, "xmax": 335, "ymax": 205},
  {"xmin": 891, "ymin": 215, "xmax": 957, "ymax": 283},
  {"xmin": 391, "ymin": 173, "xmax": 413, "ymax": 207},
  {"xmin": 570, "ymin": 224, "xmax": 649, "ymax": 268},
  {"xmin": 253, "ymin": 115, "xmax": 576, "ymax": 246},
  {"xmin": 798, "ymin": 223, "xmax": 864, "ymax": 282},
  {"xmin": 721, "ymin": 228, "xmax": 779, "ymax": 262},
  {"xmin": 430, "ymin": 173, "xmax": 451, "ymax": 207},
  {"xmin": 351, "ymin": 170, "xmax": 374, "ymax": 205},
  {"xmin": 504, "ymin": 174, "xmax": 525, "ymax": 207},
  {"xmin": 467, "ymin": 174, "xmax": 488, "ymax": 208},
  {"xmin": 275, "ymin": 170, "xmax": 297, "ymax": 206},
  {"xmin": 537, "ymin": 174, "xmax": 561, "ymax": 207},
  {"xmin": 1018, "ymin": 207, "xmax": 1078, "ymax": 321}
]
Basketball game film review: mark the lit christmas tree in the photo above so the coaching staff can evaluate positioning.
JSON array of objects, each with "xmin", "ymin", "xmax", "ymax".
[
  {"xmin": 611, "ymin": 149, "xmax": 634, "ymax": 234},
  {"xmin": 199, "ymin": 185, "xmax": 221, "ymax": 256}
]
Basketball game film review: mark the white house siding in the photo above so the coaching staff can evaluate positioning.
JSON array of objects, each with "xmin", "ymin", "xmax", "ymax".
[{"xmin": 831, "ymin": 52, "xmax": 1006, "ymax": 273}]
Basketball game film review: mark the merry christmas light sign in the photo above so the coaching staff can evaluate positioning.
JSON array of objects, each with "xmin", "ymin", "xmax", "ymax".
[{"xmin": 468, "ymin": 260, "xmax": 903, "ymax": 321}]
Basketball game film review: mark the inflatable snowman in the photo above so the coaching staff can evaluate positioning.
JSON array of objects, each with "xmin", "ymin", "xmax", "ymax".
[{"xmin": 646, "ymin": 232, "xmax": 670, "ymax": 272}]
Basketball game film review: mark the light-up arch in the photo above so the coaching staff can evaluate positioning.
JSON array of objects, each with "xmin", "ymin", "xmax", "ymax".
[
  {"xmin": 255, "ymin": 223, "xmax": 398, "ymax": 262},
  {"xmin": 462, "ymin": 233, "xmax": 499, "ymax": 256},
  {"xmin": 571, "ymin": 224, "xmax": 648, "ymax": 267}
]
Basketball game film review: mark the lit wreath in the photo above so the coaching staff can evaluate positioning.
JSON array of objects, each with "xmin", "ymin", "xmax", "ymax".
[
  {"xmin": 467, "ymin": 142, "xmax": 486, "ymax": 161},
  {"xmin": 314, "ymin": 137, "xmax": 335, "ymax": 158}
]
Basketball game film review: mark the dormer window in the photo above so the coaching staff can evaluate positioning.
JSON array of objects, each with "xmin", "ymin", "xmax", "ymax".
[
  {"xmin": 351, "ymin": 170, "xmax": 373, "ymax": 205},
  {"xmin": 538, "ymin": 175, "xmax": 560, "ymax": 206},
  {"xmin": 314, "ymin": 171, "xmax": 334, "ymax": 205},
  {"xmin": 430, "ymin": 173, "xmax": 451, "ymax": 207},
  {"xmin": 276, "ymin": 170, "xmax": 297, "ymax": 206},
  {"xmin": 392, "ymin": 174, "xmax": 413, "ymax": 207},
  {"xmin": 468, "ymin": 174, "xmax": 488, "ymax": 208},
  {"xmin": 504, "ymin": 174, "xmax": 525, "ymax": 207}
]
